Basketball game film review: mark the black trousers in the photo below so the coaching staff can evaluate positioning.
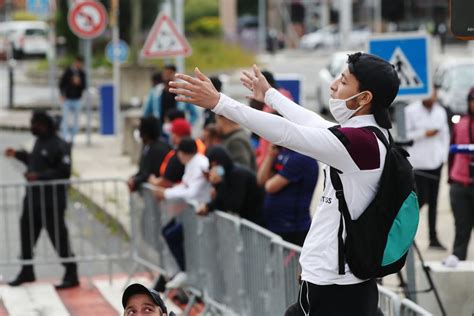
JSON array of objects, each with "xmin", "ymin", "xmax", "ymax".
[
  {"xmin": 20, "ymin": 198, "xmax": 76, "ymax": 270},
  {"xmin": 450, "ymin": 183, "xmax": 474, "ymax": 260},
  {"xmin": 414, "ymin": 165, "xmax": 443, "ymax": 242},
  {"xmin": 285, "ymin": 279, "xmax": 379, "ymax": 316},
  {"xmin": 162, "ymin": 218, "xmax": 185, "ymax": 271}
]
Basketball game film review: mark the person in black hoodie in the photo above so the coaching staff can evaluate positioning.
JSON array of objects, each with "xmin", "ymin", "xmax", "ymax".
[
  {"xmin": 4, "ymin": 111, "xmax": 79, "ymax": 289},
  {"xmin": 196, "ymin": 146, "xmax": 263, "ymax": 224},
  {"xmin": 59, "ymin": 56, "xmax": 86, "ymax": 143},
  {"xmin": 127, "ymin": 117, "xmax": 172, "ymax": 192}
]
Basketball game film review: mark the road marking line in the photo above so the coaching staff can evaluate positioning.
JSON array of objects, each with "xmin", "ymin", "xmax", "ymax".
[{"xmin": 0, "ymin": 283, "xmax": 70, "ymax": 315}]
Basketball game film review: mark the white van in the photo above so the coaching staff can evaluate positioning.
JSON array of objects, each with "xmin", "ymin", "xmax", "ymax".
[{"xmin": 0, "ymin": 21, "xmax": 50, "ymax": 59}]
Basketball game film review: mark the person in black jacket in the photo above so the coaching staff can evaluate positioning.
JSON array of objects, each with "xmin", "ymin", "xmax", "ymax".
[
  {"xmin": 59, "ymin": 56, "xmax": 86, "ymax": 143},
  {"xmin": 196, "ymin": 146, "xmax": 263, "ymax": 224},
  {"xmin": 128, "ymin": 117, "xmax": 172, "ymax": 192},
  {"xmin": 4, "ymin": 111, "xmax": 79, "ymax": 289}
]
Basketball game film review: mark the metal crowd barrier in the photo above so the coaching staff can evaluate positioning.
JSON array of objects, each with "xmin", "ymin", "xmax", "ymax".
[
  {"xmin": 133, "ymin": 187, "xmax": 433, "ymax": 316},
  {"xmin": 378, "ymin": 286, "xmax": 433, "ymax": 316},
  {"xmin": 400, "ymin": 299, "xmax": 433, "ymax": 316},
  {"xmin": 0, "ymin": 178, "xmax": 130, "ymax": 276}
]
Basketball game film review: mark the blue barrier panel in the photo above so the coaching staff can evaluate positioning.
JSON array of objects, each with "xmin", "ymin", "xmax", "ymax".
[{"xmin": 100, "ymin": 84, "xmax": 115, "ymax": 135}]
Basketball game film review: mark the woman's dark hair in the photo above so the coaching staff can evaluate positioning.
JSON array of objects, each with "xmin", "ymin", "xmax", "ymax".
[
  {"xmin": 205, "ymin": 146, "xmax": 234, "ymax": 181},
  {"xmin": 139, "ymin": 116, "xmax": 161, "ymax": 140},
  {"xmin": 151, "ymin": 72, "xmax": 162, "ymax": 85}
]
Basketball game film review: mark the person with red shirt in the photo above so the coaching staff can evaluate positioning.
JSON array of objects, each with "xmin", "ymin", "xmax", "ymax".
[{"xmin": 444, "ymin": 87, "xmax": 474, "ymax": 267}]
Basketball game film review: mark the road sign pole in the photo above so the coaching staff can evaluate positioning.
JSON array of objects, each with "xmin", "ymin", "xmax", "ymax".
[
  {"xmin": 174, "ymin": 0, "xmax": 185, "ymax": 73},
  {"xmin": 258, "ymin": 0, "xmax": 267, "ymax": 53},
  {"xmin": 111, "ymin": 0, "xmax": 120, "ymax": 134},
  {"xmin": 84, "ymin": 39, "xmax": 92, "ymax": 146},
  {"xmin": 340, "ymin": 0, "xmax": 352, "ymax": 49},
  {"xmin": 48, "ymin": 13, "xmax": 58, "ymax": 107}
]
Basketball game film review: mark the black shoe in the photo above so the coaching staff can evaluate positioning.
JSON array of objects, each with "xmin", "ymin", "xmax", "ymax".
[
  {"xmin": 55, "ymin": 278, "xmax": 80, "ymax": 290},
  {"xmin": 153, "ymin": 274, "xmax": 167, "ymax": 293},
  {"xmin": 8, "ymin": 269, "xmax": 36, "ymax": 286},
  {"xmin": 56, "ymin": 264, "xmax": 79, "ymax": 289},
  {"xmin": 429, "ymin": 239, "xmax": 447, "ymax": 251}
]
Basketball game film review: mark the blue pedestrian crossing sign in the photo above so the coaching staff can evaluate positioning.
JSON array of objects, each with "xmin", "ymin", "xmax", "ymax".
[
  {"xmin": 368, "ymin": 33, "xmax": 432, "ymax": 100},
  {"xmin": 106, "ymin": 40, "xmax": 129, "ymax": 64}
]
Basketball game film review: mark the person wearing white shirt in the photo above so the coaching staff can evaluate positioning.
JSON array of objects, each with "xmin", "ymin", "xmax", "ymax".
[
  {"xmin": 169, "ymin": 52, "xmax": 401, "ymax": 316},
  {"xmin": 155, "ymin": 137, "xmax": 211, "ymax": 289},
  {"xmin": 405, "ymin": 90, "xmax": 450, "ymax": 250}
]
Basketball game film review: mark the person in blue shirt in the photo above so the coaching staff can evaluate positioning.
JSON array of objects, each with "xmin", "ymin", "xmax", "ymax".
[
  {"xmin": 142, "ymin": 72, "xmax": 164, "ymax": 120},
  {"xmin": 257, "ymin": 144, "xmax": 319, "ymax": 246}
]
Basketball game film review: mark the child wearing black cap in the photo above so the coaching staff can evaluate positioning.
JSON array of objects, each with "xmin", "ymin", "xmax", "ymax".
[{"xmin": 169, "ymin": 53, "xmax": 401, "ymax": 315}]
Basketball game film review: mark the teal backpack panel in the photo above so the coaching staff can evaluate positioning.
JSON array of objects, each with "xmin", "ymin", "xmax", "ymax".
[{"xmin": 382, "ymin": 191, "xmax": 420, "ymax": 266}]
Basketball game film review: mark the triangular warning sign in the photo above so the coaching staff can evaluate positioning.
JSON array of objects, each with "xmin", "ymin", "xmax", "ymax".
[
  {"xmin": 141, "ymin": 13, "xmax": 192, "ymax": 58},
  {"xmin": 389, "ymin": 47, "xmax": 423, "ymax": 89}
]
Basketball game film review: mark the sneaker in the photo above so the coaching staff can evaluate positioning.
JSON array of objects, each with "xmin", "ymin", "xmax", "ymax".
[
  {"xmin": 443, "ymin": 254, "xmax": 460, "ymax": 268},
  {"xmin": 165, "ymin": 272, "xmax": 188, "ymax": 289},
  {"xmin": 429, "ymin": 240, "xmax": 447, "ymax": 251}
]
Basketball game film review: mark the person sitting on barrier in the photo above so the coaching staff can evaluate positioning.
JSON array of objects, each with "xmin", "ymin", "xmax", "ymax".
[
  {"xmin": 444, "ymin": 86, "xmax": 474, "ymax": 268},
  {"xmin": 155, "ymin": 137, "xmax": 211, "ymax": 290},
  {"xmin": 257, "ymin": 142, "xmax": 319, "ymax": 247},
  {"xmin": 4, "ymin": 110, "xmax": 79, "ymax": 289},
  {"xmin": 169, "ymin": 53, "xmax": 401, "ymax": 315},
  {"xmin": 196, "ymin": 146, "xmax": 263, "ymax": 224},
  {"xmin": 127, "ymin": 117, "xmax": 172, "ymax": 192},
  {"xmin": 122, "ymin": 283, "xmax": 176, "ymax": 316}
]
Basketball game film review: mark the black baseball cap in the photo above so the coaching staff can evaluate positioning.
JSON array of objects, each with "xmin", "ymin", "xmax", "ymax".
[
  {"xmin": 347, "ymin": 52, "xmax": 400, "ymax": 129},
  {"xmin": 122, "ymin": 283, "xmax": 167, "ymax": 314}
]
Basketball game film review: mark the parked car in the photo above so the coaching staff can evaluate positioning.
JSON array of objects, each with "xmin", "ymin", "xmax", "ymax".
[
  {"xmin": 0, "ymin": 21, "xmax": 49, "ymax": 59},
  {"xmin": 316, "ymin": 51, "xmax": 352, "ymax": 114},
  {"xmin": 433, "ymin": 58, "xmax": 474, "ymax": 124},
  {"xmin": 300, "ymin": 25, "xmax": 371, "ymax": 50}
]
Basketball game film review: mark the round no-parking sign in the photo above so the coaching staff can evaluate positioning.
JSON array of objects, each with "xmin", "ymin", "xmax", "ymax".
[{"xmin": 68, "ymin": 0, "xmax": 108, "ymax": 39}]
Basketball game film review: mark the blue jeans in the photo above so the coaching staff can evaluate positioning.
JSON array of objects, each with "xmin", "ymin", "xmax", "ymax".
[{"xmin": 62, "ymin": 99, "xmax": 82, "ymax": 142}]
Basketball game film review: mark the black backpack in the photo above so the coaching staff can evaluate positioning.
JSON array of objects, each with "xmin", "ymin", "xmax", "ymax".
[{"xmin": 329, "ymin": 126, "xmax": 419, "ymax": 280}]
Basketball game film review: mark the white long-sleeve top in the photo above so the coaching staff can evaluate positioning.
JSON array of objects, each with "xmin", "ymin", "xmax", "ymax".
[
  {"xmin": 404, "ymin": 101, "xmax": 450, "ymax": 170},
  {"xmin": 213, "ymin": 88, "xmax": 388, "ymax": 285},
  {"xmin": 164, "ymin": 153, "xmax": 211, "ymax": 206}
]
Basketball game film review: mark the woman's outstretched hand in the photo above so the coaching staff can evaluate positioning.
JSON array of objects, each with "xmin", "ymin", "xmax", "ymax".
[
  {"xmin": 169, "ymin": 67, "xmax": 220, "ymax": 109},
  {"xmin": 240, "ymin": 64, "xmax": 272, "ymax": 103}
]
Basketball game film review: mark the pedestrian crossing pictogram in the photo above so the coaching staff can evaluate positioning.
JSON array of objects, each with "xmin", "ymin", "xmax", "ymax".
[{"xmin": 389, "ymin": 47, "xmax": 423, "ymax": 89}]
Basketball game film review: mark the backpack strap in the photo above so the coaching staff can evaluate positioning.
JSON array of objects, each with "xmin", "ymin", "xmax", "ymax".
[
  {"xmin": 328, "ymin": 125, "xmax": 391, "ymax": 275},
  {"xmin": 329, "ymin": 167, "xmax": 351, "ymax": 275}
]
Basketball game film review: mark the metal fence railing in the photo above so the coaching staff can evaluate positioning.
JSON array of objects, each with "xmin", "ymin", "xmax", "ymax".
[
  {"xmin": 0, "ymin": 178, "xmax": 131, "ymax": 277},
  {"xmin": 400, "ymin": 298, "xmax": 434, "ymax": 316},
  {"xmin": 0, "ymin": 180, "xmax": 433, "ymax": 315}
]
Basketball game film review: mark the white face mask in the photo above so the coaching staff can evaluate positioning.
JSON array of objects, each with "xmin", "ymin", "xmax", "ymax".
[{"xmin": 329, "ymin": 91, "xmax": 367, "ymax": 124}]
